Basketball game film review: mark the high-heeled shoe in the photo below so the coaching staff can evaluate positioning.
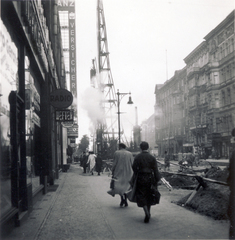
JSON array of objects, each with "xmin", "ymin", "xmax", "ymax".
[
  {"xmin": 144, "ymin": 213, "xmax": 150, "ymax": 223},
  {"xmin": 120, "ymin": 200, "xmax": 125, "ymax": 207}
]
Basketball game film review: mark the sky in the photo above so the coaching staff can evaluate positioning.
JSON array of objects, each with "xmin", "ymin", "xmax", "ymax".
[{"xmin": 75, "ymin": 0, "xmax": 235, "ymax": 143}]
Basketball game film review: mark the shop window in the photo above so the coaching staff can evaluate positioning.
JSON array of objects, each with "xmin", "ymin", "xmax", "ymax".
[
  {"xmin": 0, "ymin": 19, "xmax": 18, "ymax": 216},
  {"xmin": 25, "ymin": 56, "xmax": 41, "ymax": 193}
]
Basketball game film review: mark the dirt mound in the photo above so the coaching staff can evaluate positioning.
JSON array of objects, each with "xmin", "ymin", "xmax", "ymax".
[
  {"xmin": 204, "ymin": 167, "xmax": 229, "ymax": 182},
  {"xmin": 169, "ymin": 175, "xmax": 196, "ymax": 188},
  {"xmin": 175, "ymin": 167, "xmax": 230, "ymax": 220},
  {"xmin": 161, "ymin": 172, "xmax": 197, "ymax": 188},
  {"xmin": 183, "ymin": 185, "xmax": 229, "ymax": 220}
]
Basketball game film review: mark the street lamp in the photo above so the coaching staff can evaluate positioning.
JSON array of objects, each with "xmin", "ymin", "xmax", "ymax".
[{"xmin": 117, "ymin": 89, "xmax": 133, "ymax": 144}]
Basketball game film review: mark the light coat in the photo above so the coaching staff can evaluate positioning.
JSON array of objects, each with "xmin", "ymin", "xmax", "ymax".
[{"xmin": 111, "ymin": 149, "xmax": 134, "ymax": 195}]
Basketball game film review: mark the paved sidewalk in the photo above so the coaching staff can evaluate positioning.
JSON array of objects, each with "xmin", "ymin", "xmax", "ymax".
[{"xmin": 5, "ymin": 164, "xmax": 230, "ymax": 240}]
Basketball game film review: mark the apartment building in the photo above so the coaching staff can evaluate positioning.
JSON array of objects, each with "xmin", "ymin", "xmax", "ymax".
[{"xmin": 155, "ymin": 10, "xmax": 235, "ymax": 158}]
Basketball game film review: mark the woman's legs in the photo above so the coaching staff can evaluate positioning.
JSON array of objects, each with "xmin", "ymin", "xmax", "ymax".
[{"xmin": 143, "ymin": 205, "xmax": 150, "ymax": 223}]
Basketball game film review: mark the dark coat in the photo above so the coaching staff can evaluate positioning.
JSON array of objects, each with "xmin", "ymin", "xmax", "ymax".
[
  {"xmin": 132, "ymin": 151, "xmax": 161, "ymax": 207},
  {"xmin": 96, "ymin": 156, "xmax": 103, "ymax": 172},
  {"xmin": 82, "ymin": 154, "xmax": 88, "ymax": 168}
]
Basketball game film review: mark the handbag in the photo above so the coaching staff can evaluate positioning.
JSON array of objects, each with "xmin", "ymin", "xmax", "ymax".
[
  {"xmin": 110, "ymin": 177, "xmax": 115, "ymax": 189},
  {"xmin": 150, "ymin": 170, "xmax": 161, "ymax": 205},
  {"xmin": 107, "ymin": 176, "xmax": 117, "ymax": 197},
  {"xmin": 150, "ymin": 184, "xmax": 161, "ymax": 205},
  {"xmin": 126, "ymin": 173, "xmax": 138, "ymax": 203}
]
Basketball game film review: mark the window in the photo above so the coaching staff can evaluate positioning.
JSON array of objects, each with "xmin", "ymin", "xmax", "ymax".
[
  {"xmin": 225, "ymin": 42, "xmax": 229, "ymax": 56},
  {"xmin": 214, "ymin": 73, "xmax": 219, "ymax": 84},
  {"xmin": 231, "ymin": 38, "xmax": 234, "ymax": 52},
  {"xmin": 227, "ymin": 88, "xmax": 231, "ymax": 104},
  {"xmin": 220, "ymin": 47, "xmax": 223, "ymax": 60},
  {"xmin": 215, "ymin": 93, "xmax": 219, "ymax": 108},
  {"xmin": 222, "ymin": 91, "xmax": 226, "ymax": 106}
]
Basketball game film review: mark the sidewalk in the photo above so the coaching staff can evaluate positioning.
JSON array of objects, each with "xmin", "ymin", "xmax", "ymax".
[{"xmin": 5, "ymin": 164, "xmax": 229, "ymax": 240}]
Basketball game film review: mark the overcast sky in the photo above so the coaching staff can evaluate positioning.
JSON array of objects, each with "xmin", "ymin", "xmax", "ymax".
[{"xmin": 76, "ymin": 0, "xmax": 235, "ymax": 142}]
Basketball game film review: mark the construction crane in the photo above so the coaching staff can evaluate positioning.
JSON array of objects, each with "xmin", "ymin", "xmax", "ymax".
[{"xmin": 90, "ymin": 0, "xmax": 119, "ymax": 158}]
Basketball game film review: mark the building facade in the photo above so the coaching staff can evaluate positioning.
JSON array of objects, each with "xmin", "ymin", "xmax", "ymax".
[
  {"xmin": 141, "ymin": 114, "xmax": 156, "ymax": 152},
  {"xmin": 155, "ymin": 10, "xmax": 235, "ymax": 158},
  {"xmin": 0, "ymin": 0, "xmax": 69, "ymax": 235}
]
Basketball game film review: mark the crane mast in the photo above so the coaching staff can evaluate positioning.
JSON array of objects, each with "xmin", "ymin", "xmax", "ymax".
[{"xmin": 90, "ymin": 0, "xmax": 118, "ymax": 157}]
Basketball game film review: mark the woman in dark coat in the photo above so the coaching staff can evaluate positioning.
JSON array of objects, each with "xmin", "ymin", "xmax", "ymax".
[{"xmin": 132, "ymin": 141, "xmax": 161, "ymax": 223}]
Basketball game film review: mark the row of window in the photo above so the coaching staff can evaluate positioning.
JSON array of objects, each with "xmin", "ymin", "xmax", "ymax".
[{"xmin": 219, "ymin": 37, "xmax": 234, "ymax": 60}]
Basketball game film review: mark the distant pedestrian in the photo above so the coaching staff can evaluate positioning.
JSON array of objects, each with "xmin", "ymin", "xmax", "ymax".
[
  {"xmin": 108, "ymin": 143, "xmax": 134, "ymax": 207},
  {"xmin": 132, "ymin": 141, "xmax": 161, "ymax": 223},
  {"xmin": 227, "ymin": 128, "xmax": 235, "ymax": 239},
  {"xmin": 187, "ymin": 151, "xmax": 194, "ymax": 168},
  {"xmin": 96, "ymin": 153, "xmax": 103, "ymax": 176},
  {"xmin": 87, "ymin": 151, "xmax": 96, "ymax": 175},
  {"xmin": 164, "ymin": 151, "xmax": 170, "ymax": 171},
  {"xmin": 82, "ymin": 152, "xmax": 88, "ymax": 173},
  {"xmin": 194, "ymin": 151, "xmax": 199, "ymax": 167}
]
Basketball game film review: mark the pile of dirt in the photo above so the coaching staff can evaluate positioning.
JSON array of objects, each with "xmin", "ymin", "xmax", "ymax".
[
  {"xmin": 163, "ymin": 174, "xmax": 197, "ymax": 188},
  {"xmin": 168, "ymin": 175, "xmax": 197, "ymax": 188},
  {"xmin": 204, "ymin": 166, "xmax": 229, "ymax": 182},
  {"xmin": 175, "ymin": 167, "xmax": 230, "ymax": 220}
]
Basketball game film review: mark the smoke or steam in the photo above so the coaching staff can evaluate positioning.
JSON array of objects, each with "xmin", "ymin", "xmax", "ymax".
[{"xmin": 80, "ymin": 87, "xmax": 105, "ymax": 129}]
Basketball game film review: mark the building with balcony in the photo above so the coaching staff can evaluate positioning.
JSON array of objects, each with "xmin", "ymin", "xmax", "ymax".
[{"xmin": 155, "ymin": 10, "xmax": 235, "ymax": 159}]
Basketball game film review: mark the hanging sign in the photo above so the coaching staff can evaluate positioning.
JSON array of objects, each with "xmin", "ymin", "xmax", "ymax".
[
  {"xmin": 55, "ymin": 110, "xmax": 74, "ymax": 122},
  {"xmin": 50, "ymin": 89, "xmax": 73, "ymax": 108},
  {"xmin": 67, "ymin": 124, "xmax": 78, "ymax": 138}
]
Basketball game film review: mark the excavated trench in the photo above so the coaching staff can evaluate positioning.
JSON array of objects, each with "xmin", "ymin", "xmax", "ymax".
[{"xmin": 161, "ymin": 165, "xmax": 230, "ymax": 220}]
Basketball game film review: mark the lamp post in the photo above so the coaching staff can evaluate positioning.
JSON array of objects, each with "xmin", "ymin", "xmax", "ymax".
[{"xmin": 117, "ymin": 89, "xmax": 133, "ymax": 144}]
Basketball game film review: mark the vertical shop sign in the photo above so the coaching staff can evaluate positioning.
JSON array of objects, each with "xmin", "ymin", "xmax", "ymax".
[
  {"xmin": 69, "ymin": 10, "xmax": 76, "ymax": 98},
  {"xmin": 57, "ymin": 0, "xmax": 77, "ymax": 99}
]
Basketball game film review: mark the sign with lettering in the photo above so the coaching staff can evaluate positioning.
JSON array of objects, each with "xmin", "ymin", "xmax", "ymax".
[
  {"xmin": 58, "ymin": 1, "xmax": 77, "ymax": 121},
  {"xmin": 61, "ymin": 122, "xmax": 74, "ymax": 128},
  {"xmin": 55, "ymin": 110, "xmax": 74, "ymax": 122},
  {"xmin": 67, "ymin": 124, "xmax": 78, "ymax": 138},
  {"xmin": 58, "ymin": 0, "xmax": 75, "ymax": 8},
  {"xmin": 50, "ymin": 89, "xmax": 73, "ymax": 108}
]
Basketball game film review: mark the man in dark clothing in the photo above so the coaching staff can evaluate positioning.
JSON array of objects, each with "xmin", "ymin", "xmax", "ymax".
[
  {"xmin": 95, "ymin": 153, "xmax": 103, "ymax": 176},
  {"xmin": 227, "ymin": 128, "xmax": 235, "ymax": 239},
  {"xmin": 82, "ymin": 152, "xmax": 88, "ymax": 173}
]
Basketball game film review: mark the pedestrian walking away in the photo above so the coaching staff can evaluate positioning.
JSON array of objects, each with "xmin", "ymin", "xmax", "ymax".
[
  {"xmin": 82, "ymin": 152, "xmax": 88, "ymax": 173},
  {"xmin": 87, "ymin": 151, "xmax": 96, "ymax": 175},
  {"xmin": 132, "ymin": 141, "xmax": 161, "ymax": 223},
  {"xmin": 96, "ymin": 153, "xmax": 103, "ymax": 176},
  {"xmin": 107, "ymin": 143, "xmax": 134, "ymax": 207}
]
